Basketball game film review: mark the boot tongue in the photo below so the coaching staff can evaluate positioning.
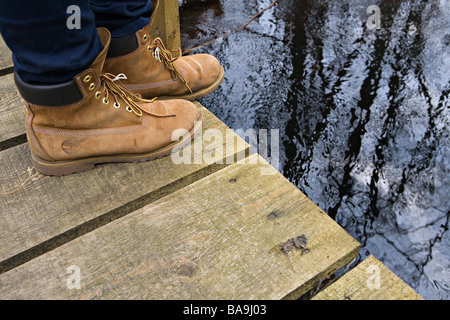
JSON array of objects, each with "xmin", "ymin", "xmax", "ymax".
[{"xmin": 89, "ymin": 28, "xmax": 111, "ymax": 75}]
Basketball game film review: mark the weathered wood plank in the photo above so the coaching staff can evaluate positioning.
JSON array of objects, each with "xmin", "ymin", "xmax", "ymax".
[
  {"xmin": 313, "ymin": 255, "xmax": 423, "ymax": 300},
  {"xmin": 0, "ymin": 154, "xmax": 360, "ymax": 300},
  {"xmin": 0, "ymin": 103, "xmax": 249, "ymax": 271},
  {"xmin": 150, "ymin": 0, "xmax": 182, "ymax": 50},
  {"xmin": 0, "ymin": 35, "xmax": 13, "ymax": 70},
  {"xmin": 0, "ymin": 74, "xmax": 25, "ymax": 144}
]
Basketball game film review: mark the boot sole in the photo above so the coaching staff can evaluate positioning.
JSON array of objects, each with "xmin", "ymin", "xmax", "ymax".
[
  {"xmin": 157, "ymin": 67, "xmax": 225, "ymax": 102},
  {"xmin": 31, "ymin": 113, "xmax": 203, "ymax": 176}
]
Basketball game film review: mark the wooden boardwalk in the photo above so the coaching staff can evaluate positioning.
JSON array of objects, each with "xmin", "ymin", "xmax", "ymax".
[
  {"xmin": 0, "ymin": 1, "xmax": 422, "ymax": 300},
  {"xmin": 313, "ymin": 256, "xmax": 423, "ymax": 300}
]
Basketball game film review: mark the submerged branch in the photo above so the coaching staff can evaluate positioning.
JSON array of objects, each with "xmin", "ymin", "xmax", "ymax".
[{"xmin": 182, "ymin": 0, "xmax": 279, "ymax": 54}]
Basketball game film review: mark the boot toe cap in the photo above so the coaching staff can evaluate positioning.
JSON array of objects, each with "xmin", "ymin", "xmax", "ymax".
[
  {"xmin": 196, "ymin": 54, "xmax": 223, "ymax": 85},
  {"xmin": 165, "ymin": 99, "xmax": 202, "ymax": 131},
  {"xmin": 179, "ymin": 53, "xmax": 224, "ymax": 92}
]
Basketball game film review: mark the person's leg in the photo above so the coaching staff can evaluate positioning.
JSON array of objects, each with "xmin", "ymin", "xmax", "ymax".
[
  {"xmin": 0, "ymin": 0, "xmax": 102, "ymax": 84},
  {"xmin": 99, "ymin": 0, "xmax": 225, "ymax": 101},
  {"xmin": 90, "ymin": 0, "xmax": 152, "ymax": 38}
]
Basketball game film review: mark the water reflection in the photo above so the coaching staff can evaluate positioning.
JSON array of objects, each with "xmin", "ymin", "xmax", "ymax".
[{"xmin": 180, "ymin": 0, "xmax": 450, "ymax": 299}]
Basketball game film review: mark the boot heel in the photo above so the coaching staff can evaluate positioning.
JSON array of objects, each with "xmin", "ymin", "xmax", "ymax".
[{"xmin": 31, "ymin": 154, "xmax": 95, "ymax": 176}]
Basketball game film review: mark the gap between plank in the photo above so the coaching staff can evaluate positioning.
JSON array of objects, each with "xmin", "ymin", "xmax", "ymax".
[
  {"xmin": 0, "ymin": 66, "xmax": 14, "ymax": 77},
  {"xmin": 0, "ymin": 134, "xmax": 27, "ymax": 152}
]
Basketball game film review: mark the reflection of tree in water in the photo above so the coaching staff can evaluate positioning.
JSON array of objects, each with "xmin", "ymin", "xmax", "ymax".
[
  {"xmin": 179, "ymin": 0, "xmax": 450, "ymax": 299},
  {"xmin": 284, "ymin": 0, "xmax": 450, "ymax": 299}
]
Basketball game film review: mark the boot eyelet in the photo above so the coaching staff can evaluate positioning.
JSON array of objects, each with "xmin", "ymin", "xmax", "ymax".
[
  {"xmin": 113, "ymin": 102, "xmax": 120, "ymax": 109},
  {"xmin": 83, "ymin": 75, "xmax": 92, "ymax": 82},
  {"xmin": 103, "ymin": 98, "xmax": 109, "ymax": 105},
  {"xmin": 89, "ymin": 83, "xmax": 95, "ymax": 91},
  {"xmin": 147, "ymin": 45, "xmax": 152, "ymax": 52},
  {"xmin": 126, "ymin": 106, "xmax": 133, "ymax": 112},
  {"xmin": 95, "ymin": 91, "xmax": 101, "ymax": 99},
  {"xmin": 143, "ymin": 34, "xmax": 148, "ymax": 42}
]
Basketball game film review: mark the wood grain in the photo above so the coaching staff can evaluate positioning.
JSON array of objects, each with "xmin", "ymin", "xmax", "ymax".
[
  {"xmin": 150, "ymin": 0, "xmax": 181, "ymax": 51},
  {"xmin": 0, "ymin": 74, "xmax": 25, "ymax": 144},
  {"xmin": 313, "ymin": 255, "xmax": 423, "ymax": 300},
  {"xmin": 0, "ymin": 35, "xmax": 13, "ymax": 70},
  {"xmin": 0, "ymin": 154, "xmax": 360, "ymax": 299},
  {"xmin": 0, "ymin": 103, "xmax": 249, "ymax": 271}
]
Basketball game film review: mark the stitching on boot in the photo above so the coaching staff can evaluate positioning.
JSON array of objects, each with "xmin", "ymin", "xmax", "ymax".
[
  {"xmin": 28, "ymin": 93, "xmax": 92, "ymax": 109},
  {"xmin": 124, "ymin": 78, "xmax": 178, "ymax": 91},
  {"xmin": 32, "ymin": 118, "xmax": 149, "ymax": 137},
  {"xmin": 25, "ymin": 105, "xmax": 54, "ymax": 162}
]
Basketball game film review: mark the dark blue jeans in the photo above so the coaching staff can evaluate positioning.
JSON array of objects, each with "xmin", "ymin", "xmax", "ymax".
[{"xmin": 0, "ymin": 0, "xmax": 152, "ymax": 84}]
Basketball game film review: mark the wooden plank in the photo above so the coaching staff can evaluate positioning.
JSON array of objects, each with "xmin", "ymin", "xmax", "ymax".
[
  {"xmin": 313, "ymin": 255, "xmax": 423, "ymax": 300},
  {"xmin": 0, "ymin": 154, "xmax": 360, "ymax": 300},
  {"xmin": 0, "ymin": 74, "xmax": 25, "ymax": 144},
  {"xmin": 0, "ymin": 35, "xmax": 13, "ymax": 70},
  {"xmin": 0, "ymin": 102, "xmax": 249, "ymax": 272},
  {"xmin": 150, "ymin": 0, "xmax": 182, "ymax": 50}
]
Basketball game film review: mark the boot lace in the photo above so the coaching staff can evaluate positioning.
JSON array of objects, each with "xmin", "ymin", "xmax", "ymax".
[
  {"xmin": 148, "ymin": 38, "xmax": 193, "ymax": 94},
  {"xmin": 95, "ymin": 73, "xmax": 175, "ymax": 118}
]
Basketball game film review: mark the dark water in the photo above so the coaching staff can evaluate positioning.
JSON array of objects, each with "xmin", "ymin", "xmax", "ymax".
[{"xmin": 179, "ymin": 0, "xmax": 450, "ymax": 300}]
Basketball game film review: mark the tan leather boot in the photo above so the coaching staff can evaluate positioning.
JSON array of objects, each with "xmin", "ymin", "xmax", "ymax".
[
  {"xmin": 15, "ymin": 28, "xmax": 202, "ymax": 176},
  {"xmin": 102, "ymin": 2, "xmax": 224, "ymax": 101}
]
